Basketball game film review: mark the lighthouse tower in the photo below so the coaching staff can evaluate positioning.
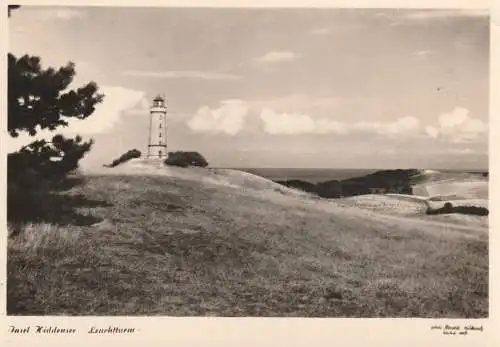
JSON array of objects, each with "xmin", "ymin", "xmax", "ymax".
[{"xmin": 147, "ymin": 95, "xmax": 168, "ymax": 159}]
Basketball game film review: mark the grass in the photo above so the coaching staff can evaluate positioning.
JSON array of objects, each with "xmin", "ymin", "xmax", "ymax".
[{"xmin": 7, "ymin": 172, "xmax": 489, "ymax": 317}]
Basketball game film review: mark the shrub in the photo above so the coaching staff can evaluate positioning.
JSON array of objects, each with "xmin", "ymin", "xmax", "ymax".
[
  {"xmin": 453, "ymin": 206, "xmax": 489, "ymax": 216},
  {"xmin": 426, "ymin": 202, "xmax": 489, "ymax": 216},
  {"xmin": 8, "ymin": 135, "xmax": 94, "ymax": 224},
  {"xmin": 443, "ymin": 202, "xmax": 453, "ymax": 212},
  {"xmin": 164, "ymin": 151, "xmax": 208, "ymax": 168},
  {"xmin": 104, "ymin": 149, "xmax": 141, "ymax": 168},
  {"xmin": 316, "ymin": 180, "xmax": 342, "ymax": 198}
]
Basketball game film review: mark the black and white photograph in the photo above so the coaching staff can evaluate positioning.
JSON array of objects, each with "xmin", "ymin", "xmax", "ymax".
[{"xmin": 6, "ymin": 4, "xmax": 489, "ymax": 319}]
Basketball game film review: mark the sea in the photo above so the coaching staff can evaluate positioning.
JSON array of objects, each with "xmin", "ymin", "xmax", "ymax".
[{"xmin": 229, "ymin": 168, "xmax": 487, "ymax": 184}]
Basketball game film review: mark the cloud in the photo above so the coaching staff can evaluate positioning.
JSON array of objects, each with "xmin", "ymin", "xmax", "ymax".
[
  {"xmin": 445, "ymin": 148, "xmax": 476, "ymax": 155},
  {"xmin": 259, "ymin": 109, "xmax": 419, "ymax": 137},
  {"xmin": 310, "ymin": 27, "xmax": 331, "ymax": 35},
  {"xmin": 123, "ymin": 70, "xmax": 241, "ymax": 80},
  {"xmin": 66, "ymin": 86, "xmax": 146, "ymax": 135},
  {"xmin": 187, "ymin": 99, "xmax": 250, "ymax": 136},
  {"xmin": 454, "ymin": 40, "xmax": 478, "ymax": 50},
  {"xmin": 414, "ymin": 50, "xmax": 434, "ymax": 58},
  {"xmin": 12, "ymin": 27, "xmax": 26, "ymax": 34},
  {"xmin": 254, "ymin": 51, "xmax": 299, "ymax": 63},
  {"xmin": 52, "ymin": 9, "xmax": 85, "ymax": 20},
  {"xmin": 388, "ymin": 9, "xmax": 488, "ymax": 27},
  {"xmin": 352, "ymin": 116, "xmax": 420, "ymax": 136},
  {"xmin": 400, "ymin": 9, "xmax": 488, "ymax": 21},
  {"xmin": 251, "ymin": 93, "xmax": 343, "ymax": 113},
  {"xmin": 7, "ymin": 86, "xmax": 146, "ymax": 153},
  {"xmin": 374, "ymin": 12, "xmax": 392, "ymax": 19},
  {"xmin": 425, "ymin": 107, "xmax": 487, "ymax": 143},
  {"xmin": 381, "ymin": 148, "xmax": 397, "ymax": 155},
  {"xmin": 425, "ymin": 126, "xmax": 439, "ymax": 139},
  {"xmin": 186, "ymin": 95, "xmax": 422, "ymax": 138},
  {"xmin": 259, "ymin": 109, "xmax": 348, "ymax": 135},
  {"xmin": 22, "ymin": 8, "xmax": 86, "ymax": 20}
]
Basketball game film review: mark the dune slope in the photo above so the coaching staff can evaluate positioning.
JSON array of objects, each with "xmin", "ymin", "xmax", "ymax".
[
  {"xmin": 7, "ymin": 166, "xmax": 488, "ymax": 317},
  {"xmin": 412, "ymin": 170, "xmax": 488, "ymax": 200}
]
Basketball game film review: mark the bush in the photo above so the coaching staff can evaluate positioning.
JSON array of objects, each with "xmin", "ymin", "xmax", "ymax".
[
  {"xmin": 426, "ymin": 202, "xmax": 489, "ymax": 216},
  {"xmin": 104, "ymin": 149, "xmax": 141, "ymax": 168},
  {"xmin": 316, "ymin": 180, "xmax": 342, "ymax": 198},
  {"xmin": 164, "ymin": 151, "xmax": 208, "ymax": 168},
  {"xmin": 453, "ymin": 206, "xmax": 489, "ymax": 216},
  {"xmin": 8, "ymin": 135, "xmax": 94, "ymax": 224}
]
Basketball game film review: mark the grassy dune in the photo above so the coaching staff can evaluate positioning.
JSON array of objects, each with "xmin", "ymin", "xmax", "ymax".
[
  {"xmin": 412, "ymin": 170, "xmax": 488, "ymax": 200},
  {"xmin": 7, "ymin": 169, "xmax": 488, "ymax": 317}
]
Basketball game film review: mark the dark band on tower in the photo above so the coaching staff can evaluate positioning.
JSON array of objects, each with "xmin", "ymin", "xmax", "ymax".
[{"xmin": 147, "ymin": 95, "xmax": 168, "ymax": 159}]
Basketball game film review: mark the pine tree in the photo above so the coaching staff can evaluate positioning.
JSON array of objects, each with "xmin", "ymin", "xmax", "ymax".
[
  {"xmin": 8, "ymin": 6, "xmax": 105, "ymax": 223},
  {"xmin": 8, "ymin": 53, "xmax": 104, "ymax": 183}
]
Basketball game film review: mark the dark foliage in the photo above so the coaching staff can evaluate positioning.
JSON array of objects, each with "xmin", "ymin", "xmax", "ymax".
[
  {"xmin": 341, "ymin": 169, "xmax": 419, "ymax": 193},
  {"xmin": 8, "ymin": 135, "xmax": 93, "ymax": 185},
  {"xmin": 8, "ymin": 53, "xmax": 103, "ymax": 225},
  {"xmin": 104, "ymin": 149, "xmax": 142, "ymax": 168},
  {"xmin": 316, "ymin": 180, "xmax": 343, "ymax": 198},
  {"xmin": 8, "ymin": 53, "xmax": 103, "ymax": 137},
  {"xmin": 426, "ymin": 203, "xmax": 489, "ymax": 216},
  {"xmin": 7, "ymin": 137, "xmax": 96, "ymax": 227},
  {"xmin": 275, "ymin": 169, "xmax": 419, "ymax": 199},
  {"xmin": 164, "ymin": 151, "xmax": 209, "ymax": 168}
]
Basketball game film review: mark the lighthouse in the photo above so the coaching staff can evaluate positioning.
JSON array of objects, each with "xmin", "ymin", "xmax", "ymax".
[{"xmin": 147, "ymin": 95, "xmax": 168, "ymax": 159}]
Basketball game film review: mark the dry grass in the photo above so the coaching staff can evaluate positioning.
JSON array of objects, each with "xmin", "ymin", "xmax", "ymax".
[{"xmin": 7, "ymin": 172, "xmax": 488, "ymax": 317}]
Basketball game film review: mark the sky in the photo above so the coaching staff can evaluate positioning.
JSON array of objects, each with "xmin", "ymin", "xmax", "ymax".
[{"xmin": 8, "ymin": 6, "xmax": 489, "ymax": 169}]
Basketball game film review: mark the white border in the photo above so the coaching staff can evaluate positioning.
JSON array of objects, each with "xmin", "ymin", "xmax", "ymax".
[{"xmin": 1, "ymin": 1, "xmax": 497, "ymax": 346}]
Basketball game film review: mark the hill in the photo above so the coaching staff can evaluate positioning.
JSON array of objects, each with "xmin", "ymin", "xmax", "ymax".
[
  {"xmin": 275, "ymin": 169, "xmax": 419, "ymax": 198},
  {"xmin": 411, "ymin": 169, "xmax": 488, "ymax": 200},
  {"xmin": 7, "ymin": 164, "xmax": 488, "ymax": 317}
]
